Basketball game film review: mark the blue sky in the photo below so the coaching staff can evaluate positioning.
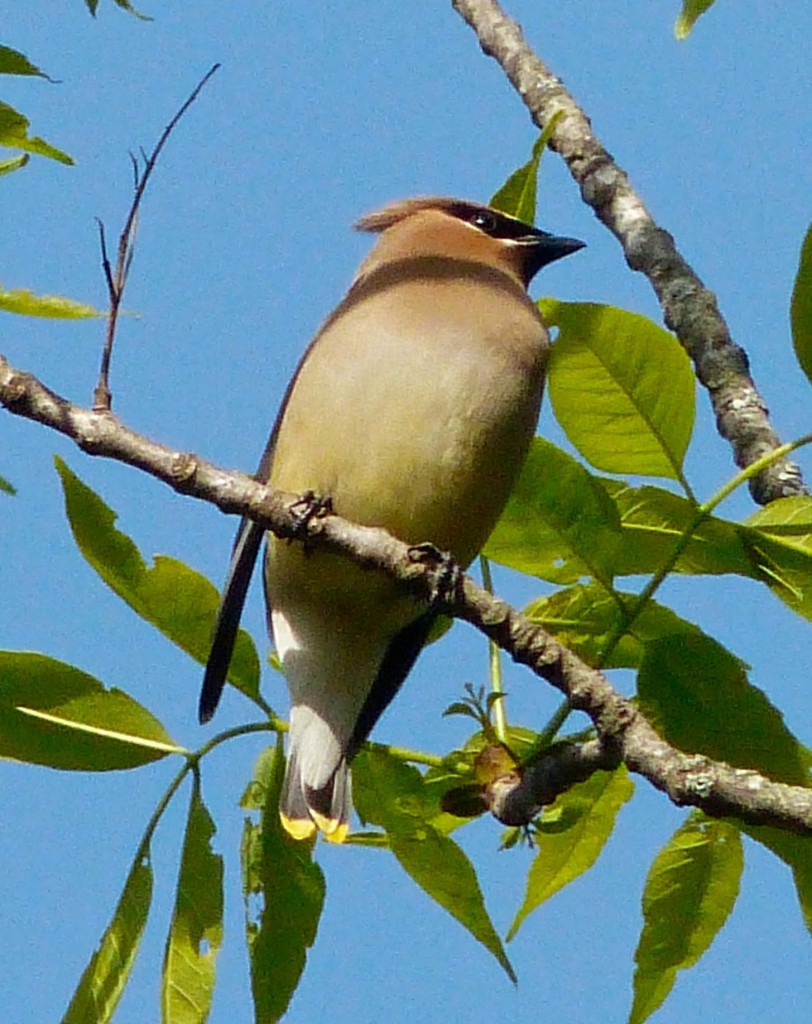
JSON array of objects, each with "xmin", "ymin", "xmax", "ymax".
[{"xmin": 2, "ymin": 2, "xmax": 812, "ymax": 1022}]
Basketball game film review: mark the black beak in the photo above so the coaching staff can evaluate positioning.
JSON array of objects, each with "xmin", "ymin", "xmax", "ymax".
[{"xmin": 517, "ymin": 230, "xmax": 585, "ymax": 284}]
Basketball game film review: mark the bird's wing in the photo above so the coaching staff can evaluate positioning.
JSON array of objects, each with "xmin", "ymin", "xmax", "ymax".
[
  {"xmin": 346, "ymin": 610, "xmax": 438, "ymax": 758},
  {"xmin": 198, "ymin": 349, "xmax": 305, "ymax": 723},
  {"xmin": 198, "ymin": 518, "xmax": 266, "ymax": 722},
  {"xmin": 199, "ymin": 267, "xmax": 431, "ymax": 725}
]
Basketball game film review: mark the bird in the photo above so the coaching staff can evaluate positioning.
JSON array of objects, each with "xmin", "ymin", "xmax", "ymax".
[{"xmin": 199, "ymin": 196, "xmax": 584, "ymax": 843}]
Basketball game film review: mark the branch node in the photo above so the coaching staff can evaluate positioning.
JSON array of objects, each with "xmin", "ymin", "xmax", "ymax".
[
  {"xmin": 170, "ymin": 453, "xmax": 199, "ymax": 489},
  {"xmin": 407, "ymin": 542, "xmax": 462, "ymax": 606}
]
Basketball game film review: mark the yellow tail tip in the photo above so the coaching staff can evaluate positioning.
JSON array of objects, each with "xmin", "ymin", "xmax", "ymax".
[
  {"xmin": 313, "ymin": 812, "xmax": 350, "ymax": 844},
  {"xmin": 280, "ymin": 813, "xmax": 317, "ymax": 841},
  {"xmin": 279, "ymin": 811, "xmax": 349, "ymax": 844}
]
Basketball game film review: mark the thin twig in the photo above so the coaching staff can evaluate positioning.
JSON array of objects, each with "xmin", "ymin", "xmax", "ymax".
[
  {"xmin": 92, "ymin": 63, "xmax": 221, "ymax": 411},
  {"xmin": 480, "ymin": 554, "xmax": 508, "ymax": 743}
]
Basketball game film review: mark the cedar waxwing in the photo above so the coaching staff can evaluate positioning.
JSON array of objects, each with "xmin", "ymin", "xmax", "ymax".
[{"xmin": 200, "ymin": 197, "xmax": 584, "ymax": 842}]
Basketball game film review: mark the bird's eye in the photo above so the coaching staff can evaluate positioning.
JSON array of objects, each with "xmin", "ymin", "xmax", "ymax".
[{"xmin": 469, "ymin": 210, "xmax": 499, "ymax": 234}]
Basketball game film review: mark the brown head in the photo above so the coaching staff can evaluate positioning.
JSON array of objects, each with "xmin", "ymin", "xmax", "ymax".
[{"xmin": 354, "ymin": 196, "xmax": 584, "ymax": 288}]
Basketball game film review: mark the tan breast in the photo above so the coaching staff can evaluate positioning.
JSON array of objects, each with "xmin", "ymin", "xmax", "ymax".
[{"xmin": 270, "ymin": 255, "xmax": 547, "ymax": 566}]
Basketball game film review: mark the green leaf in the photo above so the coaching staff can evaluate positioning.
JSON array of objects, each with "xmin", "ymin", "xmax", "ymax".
[
  {"xmin": 0, "ymin": 45, "xmax": 52, "ymax": 79},
  {"xmin": 746, "ymin": 496, "xmax": 812, "ymax": 547},
  {"xmin": 791, "ymin": 224, "xmax": 812, "ymax": 386},
  {"xmin": 61, "ymin": 850, "xmax": 153, "ymax": 1024},
  {"xmin": 0, "ymin": 100, "xmax": 73, "ymax": 164},
  {"xmin": 630, "ymin": 814, "xmax": 742, "ymax": 1024},
  {"xmin": 525, "ymin": 583, "xmax": 707, "ymax": 669},
  {"xmin": 457, "ymin": 725, "xmax": 542, "ymax": 765},
  {"xmin": 55, "ymin": 458, "xmax": 261, "ymax": 707},
  {"xmin": 112, "ymin": 0, "xmax": 152, "ymax": 18},
  {"xmin": 638, "ymin": 634, "xmax": 810, "ymax": 786},
  {"xmin": 489, "ymin": 114, "xmax": 562, "ymax": 224},
  {"xmin": 393, "ymin": 828, "xmax": 516, "ymax": 979},
  {"xmin": 85, "ymin": 0, "xmax": 152, "ymax": 18},
  {"xmin": 0, "ymin": 651, "xmax": 182, "ymax": 770},
  {"xmin": 0, "ymin": 152, "xmax": 29, "ymax": 176},
  {"xmin": 484, "ymin": 438, "xmax": 622, "ymax": 585},
  {"xmin": 508, "ymin": 767, "xmax": 633, "ymax": 940},
  {"xmin": 744, "ymin": 825, "xmax": 812, "ymax": 938},
  {"xmin": 675, "ymin": 0, "xmax": 717, "ymax": 39},
  {"xmin": 443, "ymin": 700, "xmax": 482, "ymax": 722},
  {"xmin": 0, "ymin": 284, "xmax": 102, "ymax": 318},
  {"xmin": 162, "ymin": 778, "xmax": 224, "ymax": 1024},
  {"xmin": 0, "ymin": 472, "xmax": 15, "ymax": 494},
  {"xmin": 603, "ymin": 480, "xmax": 758, "ymax": 578},
  {"xmin": 241, "ymin": 740, "xmax": 325, "ymax": 1022},
  {"xmin": 543, "ymin": 301, "xmax": 695, "ymax": 480},
  {"xmin": 743, "ymin": 496, "xmax": 812, "ymax": 620},
  {"xmin": 354, "ymin": 744, "xmax": 462, "ymax": 830},
  {"xmin": 353, "ymin": 748, "xmax": 516, "ymax": 982}
]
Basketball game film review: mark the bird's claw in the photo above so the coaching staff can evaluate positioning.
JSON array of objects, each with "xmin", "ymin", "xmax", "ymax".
[
  {"xmin": 407, "ymin": 542, "xmax": 460, "ymax": 605},
  {"xmin": 289, "ymin": 491, "xmax": 333, "ymax": 551}
]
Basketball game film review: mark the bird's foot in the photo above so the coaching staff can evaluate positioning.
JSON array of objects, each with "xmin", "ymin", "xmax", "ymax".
[
  {"xmin": 289, "ymin": 491, "xmax": 333, "ymax": 552},
  {"xmin": 406, "ymin": 542, "xmax": 461, "ymax": 606}
]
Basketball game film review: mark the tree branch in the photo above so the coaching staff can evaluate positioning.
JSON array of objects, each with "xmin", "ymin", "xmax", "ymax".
[
  {"xmin": 451, "ymin": 0, "xmax": 804, "ymax": 505},
  {"xmin": 2, "ymin": 353, "xmax": 811, "ymax": 835},
  {"xmin": 482, "ymin": 739, "xmax": 620, "ymax": 826}
]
